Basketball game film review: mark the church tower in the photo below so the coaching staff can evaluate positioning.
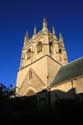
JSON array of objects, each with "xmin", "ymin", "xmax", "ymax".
[{"xmin": 16, "ymin": 18, "xmax": 68, "ymax": 96}]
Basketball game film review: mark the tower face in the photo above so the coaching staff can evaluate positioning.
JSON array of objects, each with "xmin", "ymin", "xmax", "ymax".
[{"xmin": 16, "ymin": 18, "xmax": 68, "ymax": 96}]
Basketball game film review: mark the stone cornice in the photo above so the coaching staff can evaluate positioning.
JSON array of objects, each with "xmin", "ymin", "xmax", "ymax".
[{"xmin": 18, "ymin": 55, "xmax": 62, "ymax": 72}]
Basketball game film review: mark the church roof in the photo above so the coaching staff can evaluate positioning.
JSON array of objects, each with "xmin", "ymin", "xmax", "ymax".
[{"xmin": 50, "ymin": 57, "xmax": 83, "ymax": 87}]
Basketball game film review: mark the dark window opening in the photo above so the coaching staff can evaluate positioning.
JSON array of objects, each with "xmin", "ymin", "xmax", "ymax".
[
  {"xmin": 27, "ymin": 49, "xmax": 31, "ymax": 60},
  {"xmin": 59, "ymin": 49, "xmax": 62, "ymax": 53},
  {"xmin": 37, "ymin": 42, "xmax": 42, "ymax": 53},
  {"xmin": 49, "ymin": 42, "xmax": 52, "ymax": 54}
]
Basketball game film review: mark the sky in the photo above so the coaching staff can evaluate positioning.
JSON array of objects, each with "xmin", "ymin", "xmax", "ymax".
[{"xmin": 0, "ymin": 0, "xmax": 83, "ymax": 87}]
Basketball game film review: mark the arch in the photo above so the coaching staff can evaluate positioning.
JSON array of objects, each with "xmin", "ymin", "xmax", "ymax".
[
  {"xmin": 49, "ymin": 41, "xmax": 53, "ymax": 54},
  {"xmin": 37, "ymin": 42, "xmax": 43, "ymax": 53},
  {"xmin": 59, "ymin": 48, "xmax": 62, "ymax": 54},
  {"xmin": 27, "ymin": 49, "xmax": 31, "ymax": 59},
  {"xmin": 24, "ymin": 87, "xmax": 36, "ymax": 96}
]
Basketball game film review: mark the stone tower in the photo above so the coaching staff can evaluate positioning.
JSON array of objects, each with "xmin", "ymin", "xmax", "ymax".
[{"xmin": 16, "ymin": 18, "xmax": 68, "ymax": 96}]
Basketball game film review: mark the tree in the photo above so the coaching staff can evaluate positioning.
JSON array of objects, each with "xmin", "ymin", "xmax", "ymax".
[{"xmin": 0, "ymin": 83, "xmax": 8, "ymax": 97}]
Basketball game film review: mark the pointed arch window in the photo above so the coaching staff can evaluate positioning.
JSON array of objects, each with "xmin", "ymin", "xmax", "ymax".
[
  {"xmin": 49, "ymin": 41, "xmax": 52, "ymax": 53},
  {"xmin": 37, "ymin": 42, "xmax": 43, "ymax": 53},
  {"xmin": 27, "ymin": 49, "xmax": 31, "ymax": 60},
  {"xmin": 49, "ymin": 41, "xmax": 53, "ymax": 54},
  {"xmin": 29, "ymin": 70, "xmax": 32, "ymax": 80},
  {"xmin": 59, "ymin": 48, "xmax": 62, "ymax": 54}
]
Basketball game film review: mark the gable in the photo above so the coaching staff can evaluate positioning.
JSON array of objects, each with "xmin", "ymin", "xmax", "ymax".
[{"xmin": 17, "ymin": 68, "xmax": 46, "ymax": 96}]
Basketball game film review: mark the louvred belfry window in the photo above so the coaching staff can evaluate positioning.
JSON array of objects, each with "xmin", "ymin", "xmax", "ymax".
[
  {"xmin": 27, "ymin": 49, "xmax": 31, "ymax": 59},
  {"xmin": 59, "ymin": 49, "xmax": 62, "ymax": 54},
  {"xmin": 37, "ymin": 42, "xmax": 42, "ymax": 53}
]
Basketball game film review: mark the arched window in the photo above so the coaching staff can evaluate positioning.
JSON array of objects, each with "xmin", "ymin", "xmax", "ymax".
[
  {"xmin": 37, "ymin": 42, "xmax": 42, "ymax": 53},
  {"xmin": 27, "ymin": 49, "xmax": 31, "ymax": 60},
  {"xmin": 59, "ymin": 48, "xmax": 62, "ymax": 54},
  {"xmin": 29, "ymin": 70, "xmax": 32, "ymax": 80},
  {"xmin": 49, "ymin": 41, "xmax": 53, "ymax": 54}
]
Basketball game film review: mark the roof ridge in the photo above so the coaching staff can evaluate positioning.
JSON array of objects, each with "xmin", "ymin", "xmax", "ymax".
[{"xmin": 62, "ymin": 57, "xmax": 83, "ymax": 67}]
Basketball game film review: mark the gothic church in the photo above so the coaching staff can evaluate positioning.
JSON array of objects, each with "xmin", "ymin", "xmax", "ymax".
[{"xmin": 16, "ymin": 18, "xmax": 83, "ymax": 96}]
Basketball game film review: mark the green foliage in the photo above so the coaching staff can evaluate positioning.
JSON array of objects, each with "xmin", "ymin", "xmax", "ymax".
[
  {"xmin": 0, "ymin": 83, "xmax": 16, "ymax": 98},
  {"xmin": 0, "ymin": 83, "xmax": 8, "ymax": 97}
]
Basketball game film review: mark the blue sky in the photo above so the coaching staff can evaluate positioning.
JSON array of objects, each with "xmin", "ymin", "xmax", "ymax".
[{"xmin": 0, "ymin": 0, "xmax": 83, "ymax": 87}]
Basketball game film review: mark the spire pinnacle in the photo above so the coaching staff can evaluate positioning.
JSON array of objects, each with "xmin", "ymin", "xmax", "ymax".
[
  {"xmin": 24, "ymin": 31, "xmax": 29, "ymax": 42},
  {"xmin": 59, "ymin": 33, "xmax": 63, "ymax": 41},
  {"xmin": 34, "ymin": 25, "xmax": 37, "ymax": 34},
  {"xmin": 52, "ymin": 26, "xmax": 57, "ymax": 40},
  {"xmin": 43, "ymin": 17, "xmax": 47, "ymax": 27},
  {"xmin": 25, "ymin": 32, "xmax": 28, "ymax": 40},
  {"xmin": 52, "ymin": 26, "xmax": 55, "ymax": 35},
  {"xmin": 42, "ymin": 17, "xmax": 48, "ymax": 31},
  {"xmin": 43, "ymin": 17, "xmax": 47, "ymax": 23}
]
